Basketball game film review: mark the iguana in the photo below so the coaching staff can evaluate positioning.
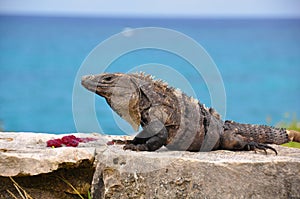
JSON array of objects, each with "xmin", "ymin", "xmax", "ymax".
[{"xmin": 81, "ymin": 73, "xmax": 300, "ymax": 154}]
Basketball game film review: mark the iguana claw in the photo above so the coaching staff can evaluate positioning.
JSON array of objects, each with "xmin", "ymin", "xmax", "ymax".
[{"xmin": 245, "ymin": 141, "xmax": 278, "ymax": 155}]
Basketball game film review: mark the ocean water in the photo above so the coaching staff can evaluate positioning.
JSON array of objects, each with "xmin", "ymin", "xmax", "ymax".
[{"xmin": 0, "ymin": 16, "xmax": 299, "ymax": 134}]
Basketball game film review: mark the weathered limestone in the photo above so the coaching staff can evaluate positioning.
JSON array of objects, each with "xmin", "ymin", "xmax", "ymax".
[
  {"xmin": 0, "ymin": 132, "xmax": 102, "ymax": 176},
  {"xmin": 92, "ymin": 145, "xmax": 300, "ymax": 199},
  {"xmin": 0, "ymin": 132, "xmax": 300, "ymax": 199},
  {"xmin": 0, "ymin": 132, "xmax": 103, "ymax": 199}
]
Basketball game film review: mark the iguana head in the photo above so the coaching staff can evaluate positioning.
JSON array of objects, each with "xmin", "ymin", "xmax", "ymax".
[{"xmin": 81, "ymin": 73, "xmax": 142, "ymax": 131}]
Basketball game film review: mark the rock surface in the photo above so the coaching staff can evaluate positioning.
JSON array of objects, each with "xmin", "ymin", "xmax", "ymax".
[
  {"xmin": 0, "ymin": 132, "xmax": 103, "ymax": 199},
  {"xmin": 0, "ymin": 132, "xmax": 300, "ymax": 199}
]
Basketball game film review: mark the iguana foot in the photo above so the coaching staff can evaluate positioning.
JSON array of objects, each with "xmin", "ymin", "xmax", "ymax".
[
  {"xmin": 111, "ymin": 139, "xmax": 133, "ymax": 145},
  {"xmin": 108, "ymin": 139, "xmax": 150, "ymax": 151},
  {"xmin": 123, "ymin": 144, "xmax": 149, "ymax": 151},
  {"xmin": 245, "ymin": 141, "xmax": 278, "ymax": 155}
]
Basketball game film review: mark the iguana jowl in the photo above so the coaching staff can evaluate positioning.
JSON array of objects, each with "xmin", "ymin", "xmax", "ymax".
[{"xmin": 81, "ymin": 73, "xmax": 300, "ymax": 154}]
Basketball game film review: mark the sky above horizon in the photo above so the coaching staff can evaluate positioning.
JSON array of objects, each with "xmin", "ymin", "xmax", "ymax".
[{"xmin": 0, "ymin": 0, "xmax": 300, "ymax": 18}]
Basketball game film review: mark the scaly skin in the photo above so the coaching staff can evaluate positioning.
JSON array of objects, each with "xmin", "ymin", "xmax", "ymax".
[{"xmin": 81, "ymin": 72, "xmax": 300, "ymax": 154}]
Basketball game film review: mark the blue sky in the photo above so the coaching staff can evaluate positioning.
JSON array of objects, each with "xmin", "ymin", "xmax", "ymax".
[{"xmin": 0, "ymin": 0, "xmax": 299, "ymax": 18}]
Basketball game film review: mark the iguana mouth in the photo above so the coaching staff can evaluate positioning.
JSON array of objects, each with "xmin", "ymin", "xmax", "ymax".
[
  {"xmin": 81, "ymin": 74, "xmax": 115, "ymax": 95},
  {"xmin": 81, "ymin": 75, "xmax": 98, "ymax": 91}
]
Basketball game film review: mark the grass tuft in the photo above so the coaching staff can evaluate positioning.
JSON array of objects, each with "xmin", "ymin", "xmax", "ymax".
[
  {"xmin": 57, "ymin": 176, "xmax": 86, "ymax": 199},
  {"xmin": 8, "ymin": 177, "xmax": 33, "ymax": 199}
]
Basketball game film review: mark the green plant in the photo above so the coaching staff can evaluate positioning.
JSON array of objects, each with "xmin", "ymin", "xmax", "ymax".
[{"xmin": 277, "ymin": 115, "xmax": 300, "ymax": 149}]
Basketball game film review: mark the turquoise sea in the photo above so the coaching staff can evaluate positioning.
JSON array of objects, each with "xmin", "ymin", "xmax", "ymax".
[{"xmin": 0, "ymin": 16, "xmax": 299, "ymax": 134}]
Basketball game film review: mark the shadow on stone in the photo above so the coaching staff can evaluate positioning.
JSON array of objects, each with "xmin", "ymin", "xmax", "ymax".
[{"xmin": 0, "ymin": 160, "xmax": 94, "ymax": 199}]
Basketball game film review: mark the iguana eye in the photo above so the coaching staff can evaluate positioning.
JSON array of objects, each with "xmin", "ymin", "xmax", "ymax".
[
  {"xmin": 104, "ymin": 76, "xmax": 112, "ymax": 81},
  {"xmin": 102, "ymin": 76, "xmax": 113, "ymax": 82}
]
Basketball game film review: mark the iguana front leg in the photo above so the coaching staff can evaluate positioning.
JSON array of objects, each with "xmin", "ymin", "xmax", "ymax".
[
  {"xmin": 113, "ymin": 120, "xmax": 168, "ymax": 151},
  {"xmin": 220, "ymin": 129, "xmax": 278, "ymax": 155}
]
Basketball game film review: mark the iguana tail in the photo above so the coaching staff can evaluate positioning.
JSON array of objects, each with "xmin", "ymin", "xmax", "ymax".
[
  {"xmin": 287, "ymin": 130, "xmax": 300, "ymax": 142},
  {"xmin": 220, "ymin": 121, "xmax": 300, "ymax": 155},
  {"xmin": 224, "ymin": 120, "xmax": 290, "ymax": 145}
]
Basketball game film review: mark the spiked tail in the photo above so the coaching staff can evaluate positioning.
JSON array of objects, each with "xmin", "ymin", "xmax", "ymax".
[
  {"xmin": 224, "ymin": 120, "xmax": 289, "ymax": 145},
  {"xmin": 287, "ymin": 130, "xmax": 300, "ymax": 142}
]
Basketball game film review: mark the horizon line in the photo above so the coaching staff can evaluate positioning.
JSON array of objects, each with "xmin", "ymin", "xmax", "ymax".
[{"xmin": 1, "ymin": 12, "xmax": 300, "ymax": 20}]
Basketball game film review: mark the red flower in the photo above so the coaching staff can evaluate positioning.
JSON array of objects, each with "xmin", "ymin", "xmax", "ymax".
[
  {"xmin": 46, "ymin": 138, "xmax": 63, "ymax": 147},
  {"xmin": 46, "ymin": 135, "xmax": 97, "ymax": 148}
]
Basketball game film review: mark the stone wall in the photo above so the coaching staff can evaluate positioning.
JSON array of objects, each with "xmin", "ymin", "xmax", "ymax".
[{"xmin": 0, "ymin": 132, "xmax": 299, "ymax": 199}]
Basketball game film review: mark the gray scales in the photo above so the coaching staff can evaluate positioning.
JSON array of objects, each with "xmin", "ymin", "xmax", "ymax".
[{"xmin": 81, "ymin": 73, "xmax": 300, "ymax": 154}]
